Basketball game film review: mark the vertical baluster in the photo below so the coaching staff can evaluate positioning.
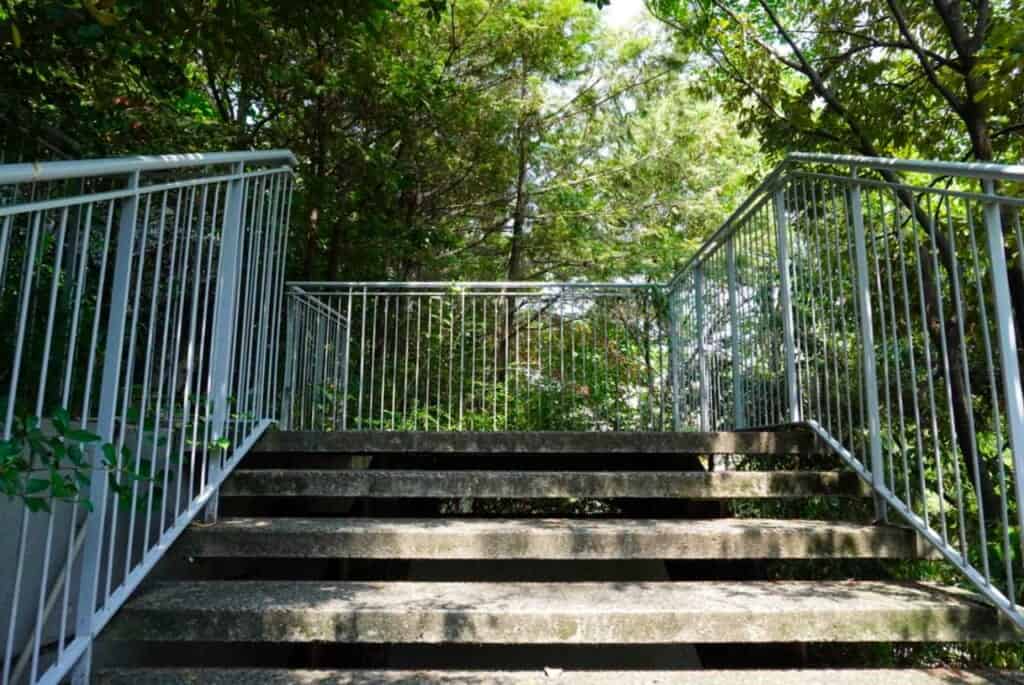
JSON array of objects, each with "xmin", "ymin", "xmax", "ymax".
[
  {"xmin": 204, "ymin": 163, "xmax": 246, "ymax": 522},
  {"xmin": 983, "ymin": 179, "xmax": 1024, "ymax": 564},
  {"xmin": 71, "ymin": 170, "xmax": 141, "ymax": 683},
  {"xmin": 849, "ymin": 172, "xmax": 886, "ymax": 521},
  {"xmin": 773, "ymin": 186, "xmax": 800, "ymax": 424}
]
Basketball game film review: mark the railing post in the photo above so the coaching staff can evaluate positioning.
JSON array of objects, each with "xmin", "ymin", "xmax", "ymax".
[
  {"xmin": 280, "ymin": 292, "xmax": 295, "ymax": 430},
  {"xmin": 695, "ymin": 266, "xmax": 710, "ymax": 431},
  {"xmin": 983, "ymin": 179, "xmax": 1024, "ymax": 557},
  {"xmin": 727, "ymin": 238, "xmax": 745, "ymax": 429},
  {"xmin": 848, "ymin": 173, "xmax": 887, "ymax": 522},
  {"xmin": 773, "ymin": 185, "xmax": 801, "ymax": 424},
  {"xmin": 71, "ymin": 170, "xmax": 141, "ymax": 684},
  {"xmin": 341, "ymin": 287, "xmax": 354, "ymax": 430},
  {"xmin": 202, "ymin": 162, "xmax": 247, "ymax": 524},
  {"xmin": 668, "ymin": 286, "xmax": 681, "ymax": 431}
]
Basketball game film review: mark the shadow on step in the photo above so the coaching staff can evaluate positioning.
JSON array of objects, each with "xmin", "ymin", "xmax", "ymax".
[
  {"xmin": 96, "ymin": 640, "xmax": 952, "ymax": 672},
  {"xmin": 180, "ymin": 556, "xmax": 897, "ymax": 583}
]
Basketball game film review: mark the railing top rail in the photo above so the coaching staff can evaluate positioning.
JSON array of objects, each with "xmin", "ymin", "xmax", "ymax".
[
  {"xmin": 668, "ymin": 163, "xmax": 785, "ymax": 292},
  {"xmin": 787, "ymin": 151, "xmax": 1024, "ymax": 182},
  {"xmin": 0, "ymin": 149, "xmax": 297, "ymax": 185},
  {"xmin": 287, "ymin": 281, "xmax": 667, "ymax": 291},
  {"xmin": 668, "ymin": 151, "xmax": 1024, "ymax": 291}
]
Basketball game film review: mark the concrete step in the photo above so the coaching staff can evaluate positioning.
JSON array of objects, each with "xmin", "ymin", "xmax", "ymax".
[
  {"xmin": 105, "ymin": 580, "xmax": 1014, "ymax": 644},
  {"xmin": 180, "ymin": 517, "xmax": 927, "ymax": 560},
  {"xmin": 221, "ymin": 470, "xmax": 867, "ymax": 499},
  {"xmin": 255, "ymin": 431, "xmax": 822, "ymax": 456},
  {"xmin": 93, "ymin": 668, "xmax": 1024, "ymax": 684}
]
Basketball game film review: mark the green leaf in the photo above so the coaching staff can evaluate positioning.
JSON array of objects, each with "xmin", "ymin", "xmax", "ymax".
[
  {"xmin": 24, "ymin": 497, "xmax": 51, "ymax": 513},
  {"xmin": 66, "ymin": 429, "xmax": 102, "ymax": 443},
  {"xmin": 26, "ymin": 478, "xmax": 50, "ymax": 494},
  {"xmin": 52, "ymin": 408, "xmax": 70, "ymax": 434},
  {"xmin": 51, "ymin": 473, "xmax": 72, "ymax": 499}
]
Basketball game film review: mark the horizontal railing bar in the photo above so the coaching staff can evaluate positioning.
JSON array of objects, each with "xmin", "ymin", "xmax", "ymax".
[
  {"xmin": 0, "ymin": 166, "xmax": 293, "ymax": 217},
  {"xmin": 791, "ymin": 170, "xmax": 1024, "ymax": 207},
  {"xmin": 670, "ymin": 151, "xmax": 1024, "ymax": 292},
  {"xmin": 788, "ymin": 151, "xmax": 1024, "ymax": 183},
  {"xmin": 286, "ymin": 290, "xmax": 660, "ymax": 299},
  {"xmin": 668, "ymin": 175, "xmax": 780, "ymax": 292},
  {"xmin": 0, "ymin": 150, "xmax": 296, "ymax": 185},
  {"xmin": 287, "ymin": 281, "xmax": 665, "ymax": 290}
]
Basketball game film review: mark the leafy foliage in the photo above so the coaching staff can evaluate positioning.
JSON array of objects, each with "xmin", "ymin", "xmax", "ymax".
[
  {"xmin": 647, "ymin": 0, "xmax": 1023, "ymax": 164},
  {"xmin": 0, "ymin": 408, "xmax": 162, "ymax": 512},
  {"xmin": 2, "ymin": 0, "xmax": 757, "ymax": 284}
]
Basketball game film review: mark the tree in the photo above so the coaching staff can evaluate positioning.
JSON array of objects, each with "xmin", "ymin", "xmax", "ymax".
[
  {"xmin": 647, "ymin": 0, "xmax": 1023, "ymax": 163},
  {"xmin": 1, "ymin": 0, "xmax": 758, "ymax": 285}
]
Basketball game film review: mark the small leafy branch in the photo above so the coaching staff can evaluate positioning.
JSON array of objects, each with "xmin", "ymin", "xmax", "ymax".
[{"xmin": 0, "ymin": 408, "xmax": 162, "ymax": 513}]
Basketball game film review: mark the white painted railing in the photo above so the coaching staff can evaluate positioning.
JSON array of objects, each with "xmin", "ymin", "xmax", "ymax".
[
  {"xmin": 283, "ymin": 282, "xmax": 671, "ymax": 432},
  {"xmin": 0, "ymin": 150, "xmax": 294, "ymax": 684},
  {"xmin": 4, "ymin": 148, "xmax": 1022, "ymax": 685},
  {"xmin": 669, "ymin": 152, "xmax": 1024, "ymax": 630}
]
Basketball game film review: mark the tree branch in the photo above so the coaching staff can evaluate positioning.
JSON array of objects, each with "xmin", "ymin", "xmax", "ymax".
[{"xmin": 885, "ymin": 0, "xmax": 966, "ymax": 116}]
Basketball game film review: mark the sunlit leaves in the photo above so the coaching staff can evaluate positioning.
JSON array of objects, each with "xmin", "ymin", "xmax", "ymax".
[{"xmin": 0, "ymin": 408, "xmax": 165, "ymax": 514}]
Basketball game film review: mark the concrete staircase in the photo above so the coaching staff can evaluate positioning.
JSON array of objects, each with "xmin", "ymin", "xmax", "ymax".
[{"xmin": 97, "ymin": 431, "xmax": 1018, "ymax": 683}]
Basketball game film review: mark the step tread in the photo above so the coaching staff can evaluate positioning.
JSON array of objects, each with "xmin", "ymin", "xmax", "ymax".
[
  {"xmin": 181, "ymin": 517, "xmax": 926, "ymax": 560},
  {"xmin": 221, "ymin": 469, "xmax": 868, "ymax": 499},
  {"xmin": 254, "ymin": 431, "xmax": 822, "ymax": 456},
  {"xmin": 93, "ymin": 668, "xmax": 1024, "ymax": 684},
  {"xmin": 106, "ymin": 579, "xmax": 1013, "ymax": 643}
]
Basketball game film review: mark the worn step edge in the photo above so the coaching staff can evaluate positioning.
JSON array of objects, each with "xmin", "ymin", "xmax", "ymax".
[
  {"xmin": 104, "ymin": 580, "xmax": 1016, "ymax": 644},
  {"xmin": 221, "ymin": 470, "xmax": 868, "ymax": 499},
  {"xmin": 93, "ymin": 668, "xmax": 1024, "ymax": 685},
  {"xmin": 254, "ymin": 431, "xmax": 824, "ymax": 456},
  {"xmin": 180, "ymin": 517, "xmax": 929, "ymax": 560}
]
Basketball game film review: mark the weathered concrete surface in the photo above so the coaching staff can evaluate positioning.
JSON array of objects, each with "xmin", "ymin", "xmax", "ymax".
[
  {"xmin": 221, "ymin": 469, "xmax": 868, "ymax": 499},
  {"xmin": 180, "ymin": 517, "xmax": 927, "ymax": 560},
  {"xmin": 254, "ymin": 431, "xmax": 823, "ymax": 456},
  {"xmin": 93, "ymin": 668, "xmax": 1024, "ymax": 684},
  {"xmin": 105, "ymin": 580, "xmax": 1016, "ymax": 644}
]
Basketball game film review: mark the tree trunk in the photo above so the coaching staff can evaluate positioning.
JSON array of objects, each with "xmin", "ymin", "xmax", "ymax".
[
  {"xmin": 917, "ymin": 242, "xmax": 1002, "ymax": 519},
  {"xmin": 507, "ymin": 125, "xmax": 529, "ymax": 282}
]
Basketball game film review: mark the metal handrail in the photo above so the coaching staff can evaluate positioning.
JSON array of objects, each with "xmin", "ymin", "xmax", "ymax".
[
  {"xmin": 1, "ymin": 150, "xmax": 294, "ymax": 684},
  {"xmin": 670, "ymin": 152, "xmax": 1024, "ymax": 292},
  {"xmin": 289, "ymin": 281, "xmax": 664, "ymax": 290},
  {"xmin": 282, "ymin": 282, "xmax": 671, "ymax": 433},
  {"xmin": 787, "ymin": 151, "xmax": 1024, "ymax": 182},
  {"xmin": 668, "ymin": 152, "xmax": 1024, "ymax": 631},
  {"xmin": 0, "ymin": 149, "xmax": 296, "ymax": 184}
]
